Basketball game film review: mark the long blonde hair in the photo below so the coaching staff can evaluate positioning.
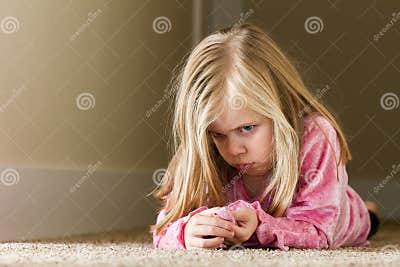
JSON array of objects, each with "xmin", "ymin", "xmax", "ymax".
[{"xmin": 149, "ymin": 23, "xmax": 351, "ymax": 236}]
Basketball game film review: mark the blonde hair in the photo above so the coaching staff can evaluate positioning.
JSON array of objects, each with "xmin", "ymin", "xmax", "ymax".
[{"xmin": 149, "ymin": 23, "xmax": 351, "ymax": 236}]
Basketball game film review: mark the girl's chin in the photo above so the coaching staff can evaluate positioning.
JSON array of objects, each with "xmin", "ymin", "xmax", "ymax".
[{"xmin": 236, "ymin": 167, "xmax": 256, "ymax": 174}]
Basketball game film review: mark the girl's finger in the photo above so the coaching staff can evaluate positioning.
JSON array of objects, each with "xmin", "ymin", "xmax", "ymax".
[
  {"xmin": 191, "ymin": 224, "xmax": 235, "ymax": 239},
  {"xmin": 197, "ymin": 207, "xmax": 221, "ymax": 216},
  {"xmin": 188, "ymin": 236, "xmax": 224, "ymax": 249},
  {"xmin": 195, "ymin": 214, "xmax": 235, "ymax": 231},
  {"xmin": 233, "ymin": 223, "xmax": 247, "ymax": 235}
]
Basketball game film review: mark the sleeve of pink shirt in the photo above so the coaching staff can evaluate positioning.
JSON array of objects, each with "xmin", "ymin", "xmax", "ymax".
[
  {"xmin": 248, "ymin": 115, "xmax": 367, "ymax": 251},
  {"xmin": 152, "ymin": 205, "xmax": 208, "ymax": 249}
]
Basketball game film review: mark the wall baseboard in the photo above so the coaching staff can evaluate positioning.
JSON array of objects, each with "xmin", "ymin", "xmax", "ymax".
[
  {"xmin": 0, "ymin": 167, "xmax": 159, "ymax": 242},
  {"xmin": 0, "ymin": 167, "xmax": 397, "ymax": 242},
  {"xmin": 349, "ymin": 176, "xmax": 400, "ymax": 223}
]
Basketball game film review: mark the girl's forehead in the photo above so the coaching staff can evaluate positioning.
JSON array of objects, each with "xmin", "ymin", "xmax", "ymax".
[{"xmin": 208, "ymin": 107, "xmax": 260, "ymax": 132}]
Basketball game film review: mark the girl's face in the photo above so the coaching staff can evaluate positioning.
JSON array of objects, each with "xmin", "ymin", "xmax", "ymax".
[{"xmin": 208, "ymin": 105, "xmax": 274, "ymax": 177}]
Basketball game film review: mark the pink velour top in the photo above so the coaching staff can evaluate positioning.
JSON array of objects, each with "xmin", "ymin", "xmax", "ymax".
[{"xmin": 153, "ymin": 113, "xmax": 371, "ymax": 250}]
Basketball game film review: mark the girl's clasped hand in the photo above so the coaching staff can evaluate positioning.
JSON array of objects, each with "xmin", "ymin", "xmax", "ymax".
[{"xmin": 184, "ymin": 207, "xmax": 258, "ymax": 249}]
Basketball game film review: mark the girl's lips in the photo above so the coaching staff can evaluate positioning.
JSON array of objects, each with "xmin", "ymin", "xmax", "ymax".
[{"xmin": 235, "ymin": 162, "xmax": 254, "ymax": 170}]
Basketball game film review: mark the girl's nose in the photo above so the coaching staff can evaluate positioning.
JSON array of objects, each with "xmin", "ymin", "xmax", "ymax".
[{"xmin": 227, "ymin": 139, "xmax": 246, "ymax": 156}]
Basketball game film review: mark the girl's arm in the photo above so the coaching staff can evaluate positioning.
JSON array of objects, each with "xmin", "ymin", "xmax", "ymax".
[
  {"xmin": 247, "ymin": 116, "xmax": 348, "ymax": 250},
  {"xmin": 153, "ymin": 205, "xmax": 208, "ymax": 249}
]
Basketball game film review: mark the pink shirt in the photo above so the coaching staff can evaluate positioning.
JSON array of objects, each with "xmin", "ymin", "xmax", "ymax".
[{"xmin": 153, "ymin": 113, "xmax": 371, "ymax": 250}]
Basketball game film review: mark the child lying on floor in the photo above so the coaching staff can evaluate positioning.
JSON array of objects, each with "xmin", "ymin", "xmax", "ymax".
[{"xmin": 149, "ymin": 23, "xmax": 379, "ymax": 250}]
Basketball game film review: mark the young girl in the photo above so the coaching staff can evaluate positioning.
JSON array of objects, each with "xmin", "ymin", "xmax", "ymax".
[{"xmin": 149, "ymin": 23, "xmax": 380, "ymax": 250}]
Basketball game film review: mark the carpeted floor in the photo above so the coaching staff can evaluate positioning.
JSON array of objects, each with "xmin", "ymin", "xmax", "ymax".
[{"xmin": 0, "ymin": 221, "xmax": 399, "ymax": 267}]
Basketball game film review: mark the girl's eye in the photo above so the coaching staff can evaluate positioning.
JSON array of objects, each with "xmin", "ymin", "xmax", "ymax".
[
  {"xmin": 240, "ymin": 125, "xmax": 256, "ymax": 133},
  {"xmin": 210, "ymin": 125, "xmax": 256, "ymax": 138}
]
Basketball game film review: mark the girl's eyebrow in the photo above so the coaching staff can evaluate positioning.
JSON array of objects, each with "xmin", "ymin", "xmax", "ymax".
[{"xmin": 209, "ymin": 121, "xmax": 257, "ymax": 134}]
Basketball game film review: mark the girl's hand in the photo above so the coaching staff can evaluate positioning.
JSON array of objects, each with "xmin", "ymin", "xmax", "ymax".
[
  {"xmin": 223, "ymin": 207, "xmax": 259, "ymax": 246},
  {"xmin": 184, "ymin": 208, "xmax": 236, "ymax": 249}
]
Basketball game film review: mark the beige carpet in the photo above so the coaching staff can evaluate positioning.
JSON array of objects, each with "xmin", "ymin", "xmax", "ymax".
[{"xmin": 0, "ymin": 221, "xmax": 399, "ymax": 267}]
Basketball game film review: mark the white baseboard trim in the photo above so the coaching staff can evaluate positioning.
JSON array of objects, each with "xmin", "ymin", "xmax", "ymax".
[
  {"xmin": 349, "ymin": 176, "xmax": 400, "ymax": 223},
  {"xmin": 0, "ymin": 167, "xmax": 397, "ymax": 242},
  {"xmin": 0, "ymin": 166, "xmax": 159, "ymax": 242}
]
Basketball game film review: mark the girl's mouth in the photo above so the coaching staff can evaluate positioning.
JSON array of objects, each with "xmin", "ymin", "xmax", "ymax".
[{"xmin": 235, "ymin": 162, "xmax": 254, "ymax": 170}]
